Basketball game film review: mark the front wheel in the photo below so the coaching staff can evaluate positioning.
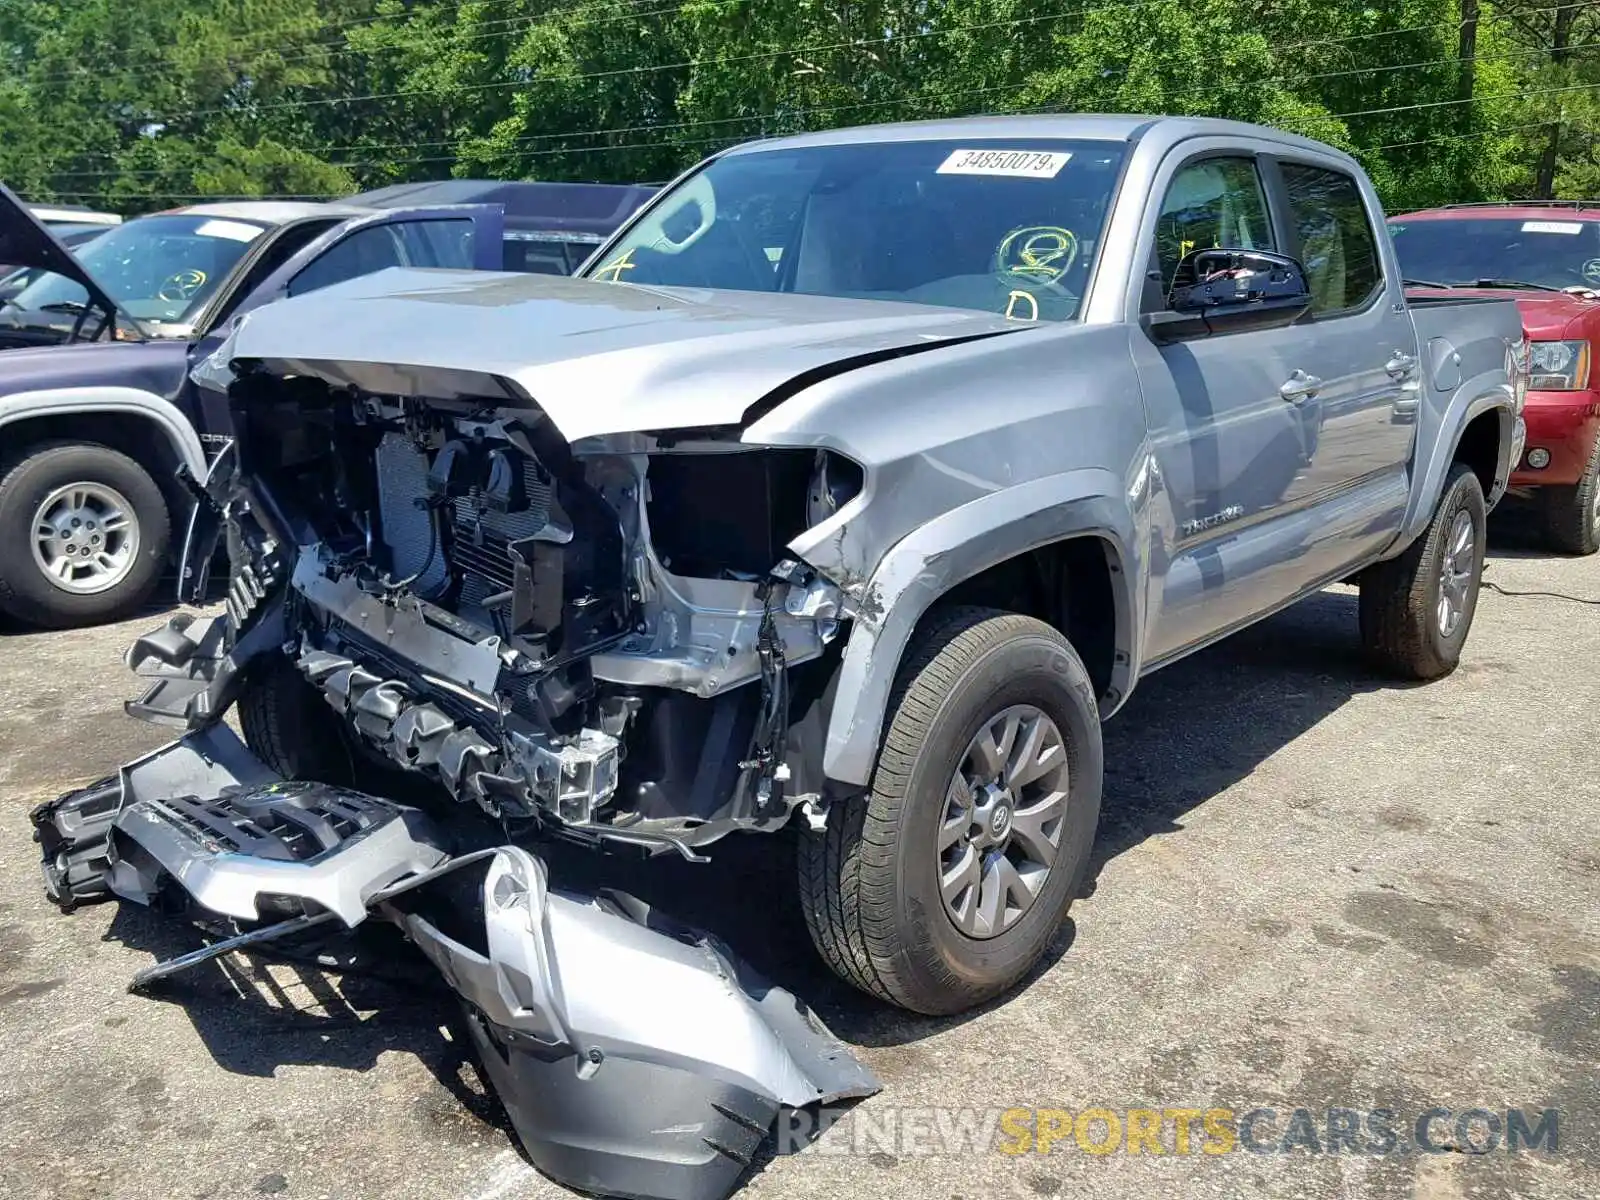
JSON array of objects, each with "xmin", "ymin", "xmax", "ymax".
[
  {"xmin": 1359, "ymin": 461, "xmax": 1487, "ymax": 680},
  {"xmin": 1540, "ymin": 435, "xmax": 1600, "ymax": 556},
  {"xmin": 797, "ymin": 608, "xmax": 1103, "ymax": 1015},
  {"xmin": 0, "ymin": 441, "xmax": 170, "ymax": 629}
]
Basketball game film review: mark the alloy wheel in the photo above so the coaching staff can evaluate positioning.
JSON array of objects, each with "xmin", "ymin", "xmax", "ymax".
[{"xmin": 939, "ymin": 704, "xmax": 1070, "ymax": 939}]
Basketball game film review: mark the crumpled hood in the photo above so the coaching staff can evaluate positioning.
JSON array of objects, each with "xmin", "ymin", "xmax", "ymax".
[{"xmin": 211, "ymin": 267, "xmax": 1023, "ymax": 441}]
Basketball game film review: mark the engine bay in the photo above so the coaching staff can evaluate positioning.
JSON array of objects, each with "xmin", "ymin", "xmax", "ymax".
[{"xmin": 221, "ymin": 365, "xmax": 857, "ymax": 855}]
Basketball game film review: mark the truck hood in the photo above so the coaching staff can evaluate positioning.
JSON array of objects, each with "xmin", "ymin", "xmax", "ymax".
[
  {"xmin": 1506, "ymin": 290, "xmax": 1600, "ymax": 340},
  {"xmin": 0, "ymin": 183, "xmax": 121, "ymax": 321},
  {"xmin": 212, "ymin": 267, "xmax": 1024, "ymax": 442}
]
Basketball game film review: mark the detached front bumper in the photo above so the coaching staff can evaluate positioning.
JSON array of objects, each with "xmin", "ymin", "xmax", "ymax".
[
  {"xmin": 1511, "ymin": 389, "xmax": 1600, "ymax": 486},
  {"xmin": 31, "ymin": 728, "xmax": 878, "ymax": 1200}
]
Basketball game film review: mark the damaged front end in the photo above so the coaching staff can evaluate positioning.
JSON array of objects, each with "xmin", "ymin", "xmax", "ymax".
[
  {"xmin": 166, "ymin": 351, "xmax": 861, "ymax": 854},
  {"xmin": 30, "ymin": 349, "xmax": 882, "ymax": 1198}
]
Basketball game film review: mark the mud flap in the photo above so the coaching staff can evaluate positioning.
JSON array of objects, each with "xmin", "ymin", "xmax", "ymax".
[{"xmin": 390, "ymin": 846, "xmax": 879, "ymax": 1200}]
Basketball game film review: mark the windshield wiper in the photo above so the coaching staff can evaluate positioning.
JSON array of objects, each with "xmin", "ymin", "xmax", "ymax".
[
  {"xmin": 1465, "ymin": 278, "xmax": 1561, "ymax": 292},
  {"xmin": 39, "ymin": 301, "xmax": 89, "ymax": 314},
  {"xmin": 1403, "ymin": 277, "xmax": 1562, "ymax": 294}
]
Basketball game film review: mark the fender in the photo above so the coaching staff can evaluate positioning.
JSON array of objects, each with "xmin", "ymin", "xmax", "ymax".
[
  {"xmin": 820, "ymin": 468, "xmax": 1140, "ymax": 786},
  {"xmin": 0, "ymin": 386, "xmax": 208, "ymax": 479},
  {"xmin": 1392, "ymin": 372, "xmax": 1516, "ymax": 552}
]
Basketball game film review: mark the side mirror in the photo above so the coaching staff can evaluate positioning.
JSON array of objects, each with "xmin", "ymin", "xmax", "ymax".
[{"xmin": 1144, "ymin": 248, "xmax": 1313, "ymax": 343}]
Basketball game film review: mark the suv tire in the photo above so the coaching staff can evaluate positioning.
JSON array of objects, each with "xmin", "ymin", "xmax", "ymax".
[
  {"xmin": 1540, "ymin": 436, "xmax": 1600, "ymax": 556},
  {"xmin": 0, "ymin": 441, "xmax": 169, "ymax": 629},
  {"xmin": 797, "ymin": 607, "xmax": 1102, "ymax": 1015},
  {"xmin": 1359, "ymin": 462, "xmax": 1486, "ymax": 679}
]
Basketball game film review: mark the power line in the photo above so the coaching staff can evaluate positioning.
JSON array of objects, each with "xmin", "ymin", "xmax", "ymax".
[
  {"xmin": 50, "ymin": 0, "xmax": 1594, "ymax": 158},
  {"xmin": 1369, "ymin": 120, "xmax": 1557, "ymax": 150},
  {"xmin": 45, "ymin": 42, "xmax": 1599, "ymax": 181},
  {"xmin": 36, "ymin": 0, "xmax": 1597, "ymax": 96},
  {"xmin": 38, "ymin": 113, "xmax": 1588, "ymax": 207},
  {"xmin": 31, "ymin": 0, "xmax": 683, "ymax": 85},
  {"xmin": 145, "ymin": 0, "xmax": 1386, "ymax": 122}
]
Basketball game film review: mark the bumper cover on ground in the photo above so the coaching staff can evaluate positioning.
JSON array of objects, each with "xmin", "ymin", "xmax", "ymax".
[
  {"xmin": 31, "ymin": 729, "xmax": 878, "ymax": 1200},
  {"xmin": 394, "ymin": 845, "xmax": 878, "ymax": 1200}
]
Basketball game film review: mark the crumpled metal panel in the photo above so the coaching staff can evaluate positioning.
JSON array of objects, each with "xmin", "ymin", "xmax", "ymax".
[{"xmin": 395, "ymin": 846, "xmax": 879, "ymax": 1200}]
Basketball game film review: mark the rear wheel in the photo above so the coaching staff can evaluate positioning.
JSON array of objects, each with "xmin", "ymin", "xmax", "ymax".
[
  {"xmin": 1540, "ymin": 436, "xmax": 1600, "ymax": 556},
  {"xmin": 797, "ymin": 607, "xmax": 1102, "ymax": 1015},
  {"xmin": 1359, "ymin": 462, "xmax": 1486, "ymax": 679},
  {"xmin": 0, "ymin": 441, "xmax": 169, "ymax": 628}
]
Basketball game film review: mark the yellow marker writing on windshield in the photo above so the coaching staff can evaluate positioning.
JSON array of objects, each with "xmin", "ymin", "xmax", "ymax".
[
  {"xmin": 1005, "ymin": 290, "xmax": 1039, "ymax": 321},
  {"xmin": 593, "ymin": 249, "xmax": 637, "ymax": 282},
  {"xmin": 996, "ymin": 226, "xmax": 1078, "ymax": 285}
]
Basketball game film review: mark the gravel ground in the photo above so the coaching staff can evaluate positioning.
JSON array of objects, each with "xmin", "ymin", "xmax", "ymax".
[{"xmin": 0, "ymin": 535, "xmax": 1595, "ymax": 1200}]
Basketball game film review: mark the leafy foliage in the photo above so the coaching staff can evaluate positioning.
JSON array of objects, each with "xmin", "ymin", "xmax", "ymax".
[{"xmin": 1, "ymin": 0, "xmax": 1596, "ymax": 214}]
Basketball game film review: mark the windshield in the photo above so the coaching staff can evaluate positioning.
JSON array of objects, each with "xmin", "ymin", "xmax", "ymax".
[
  {"xmin": 11, "ymin": 213, "xmax": 269, "ymax": 321},
  {"xmin": 586, "ymin": 139, "xmax": 1128, "ymax": 321},
  {"xmin": 1389, "ymin": 217, "xmax": 1600, "ymax": 290}
]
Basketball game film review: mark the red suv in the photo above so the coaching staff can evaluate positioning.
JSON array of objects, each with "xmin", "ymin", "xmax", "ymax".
[{"xmin": 1389, "ymin": 203, "xmax": 1600, "ymax": 554}]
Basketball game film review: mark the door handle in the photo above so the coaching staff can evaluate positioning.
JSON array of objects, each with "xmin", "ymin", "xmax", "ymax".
[
  {"xmin": 1385, "ymin": 350, "xmax": 1418, "ymax": 377},
  {"xmin": 1279, "ymin": 370, "xmax": 1323, "ymax": 404}
]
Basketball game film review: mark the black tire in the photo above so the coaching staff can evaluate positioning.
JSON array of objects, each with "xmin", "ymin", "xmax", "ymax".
[
  {"xmin": 1359, "ymin": 462, "xmax": 1487, "ymax": 680},
  {"xmin": 1540, "ymin": 436, "xmax": 1600, "ymax": 556},
  {"xmin": 239, "ymin": 657, "xmax": 354, "ymax": 785},
  {"xmin": 797, "ymin": 607, "xmax": 1103, "ymax": 1015},
  {"xmin": 0, "ymin": 441, "xmax": 170, "ymax": 629}
]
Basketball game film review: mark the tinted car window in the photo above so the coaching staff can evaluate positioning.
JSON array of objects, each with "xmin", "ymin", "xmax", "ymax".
[
  {"xmin": 288, "ymin": 218, "xmax": 475, "ymax": 297},
  {"xmin": 1388, "ymin": 216, "xmax": 1600, "ymax": 290},
  {"xmin": 589, "ymin": 139, "xmax": 1128, "ymax": 322},
  {"xmin": 504, "ymin": 236, "xmax": 598, "ymax": 275},
  {"xmin": 395, "ymin": 219, "xmax": 476, "ymax": 269},
  {"xmin": 1281, "ymin": 164, "xmax": 1382, "ymax": 314},
  {"xmin": 1154, "ymin": 157, "xmax": 1276, "ymax": 293}
]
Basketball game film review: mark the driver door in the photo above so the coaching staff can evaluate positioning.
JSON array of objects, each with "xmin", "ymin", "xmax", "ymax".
[{"xmin": 1129, "ymin": 152, "xmax": 1331, "ymax": 662}]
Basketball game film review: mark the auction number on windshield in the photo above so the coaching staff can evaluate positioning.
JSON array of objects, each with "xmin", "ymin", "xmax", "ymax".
[{"xmin": 937, "ymin": 148, "xmax": 1072, "ymax": 179}]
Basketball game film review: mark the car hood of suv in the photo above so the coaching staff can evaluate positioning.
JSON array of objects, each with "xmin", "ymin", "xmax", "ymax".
[
  {"xmin": 211, "ymin": 267, "xmax": 1026, "ymax": 441},
  {"xmin": 1506, "ymin": 289, "xmax": 1600, "ymax": 340}
]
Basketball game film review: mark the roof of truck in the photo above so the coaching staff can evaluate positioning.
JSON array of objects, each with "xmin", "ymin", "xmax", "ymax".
[{"xmin": 728, "ymin": 113, "xmax": 1357, "ymax": 162}]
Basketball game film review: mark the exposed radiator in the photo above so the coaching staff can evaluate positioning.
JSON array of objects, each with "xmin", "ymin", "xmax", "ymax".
[
  {"xmin": 375, "ymin": 433, "xmax": 450, "ymax": 594},
  {"xmin": 374, "ymin": 433, "xmax": 553, "ymax": 607}
]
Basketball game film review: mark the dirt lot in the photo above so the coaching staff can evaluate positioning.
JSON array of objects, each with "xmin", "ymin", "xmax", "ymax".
[{"xmin": 0, "ymin": 537, "xmax": 1595, "ymax": 1200}]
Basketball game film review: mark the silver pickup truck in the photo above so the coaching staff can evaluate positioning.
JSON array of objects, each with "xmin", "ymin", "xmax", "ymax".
[{"xmin": 35, "ymin": 116, "xmax": 1526, "ymax": 1200}]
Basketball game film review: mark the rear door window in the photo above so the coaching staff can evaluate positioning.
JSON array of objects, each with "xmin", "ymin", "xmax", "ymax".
[{"xmin": 1280, "ymin": 164, "xmax": 1383, "ymax": 315}]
